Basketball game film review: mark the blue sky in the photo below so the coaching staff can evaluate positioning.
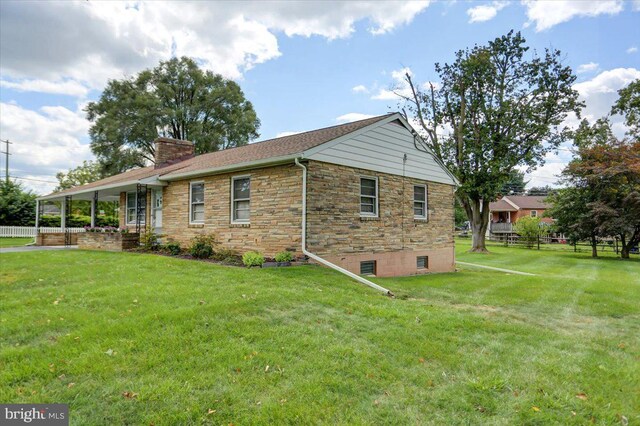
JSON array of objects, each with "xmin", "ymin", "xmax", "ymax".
[{"xmin": 0, "ymin": 0, "xmax": 639, "ymax": 194}]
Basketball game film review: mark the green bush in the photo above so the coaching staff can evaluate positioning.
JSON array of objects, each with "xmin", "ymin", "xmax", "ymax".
[
  {"xmin": 189, "ymin": 234, "xmax": 217, "ymax": 259},
  {"xmin": 39, "ymin": 214, "xmax": 118, "ymax": 228},
  {"xmin": 513, "ymin": 216, "xmax": 549, "ymax": 248},
  {"xmin": 242, "ymin": 251, "xmax": 265, "ymax": 267},
  {"xmin": 275, "ymin": 251, "xmax": 293, "ymax": 263},
  {"xmin": 165, "ymin": 242, "xmax": 181, "ymax": 256},
  {"xmin": 212, "ymin": 248, "xmax": 238, "ymax": 262},
  {"xmin": 139, "ymin": 226, "xmax": 160, "ymax": 251}
]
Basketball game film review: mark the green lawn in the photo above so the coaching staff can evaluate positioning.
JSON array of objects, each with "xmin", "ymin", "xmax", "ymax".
[
  {"xmin": 1, "ymin": 244, "xmax": 638, "ymax": 425},
  {"xmin": 0, "ymin": 237, "xmax": 33, "ymax": 248}
]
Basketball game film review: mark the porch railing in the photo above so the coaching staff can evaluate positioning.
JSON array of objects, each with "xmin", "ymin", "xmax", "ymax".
[
  {"xmin": 0, "ymin": 226, "xmax": 86, "ymax": 238},
  {"xmin": 490, "ymin": 222, "xmax": 513, "ymax": 233}
]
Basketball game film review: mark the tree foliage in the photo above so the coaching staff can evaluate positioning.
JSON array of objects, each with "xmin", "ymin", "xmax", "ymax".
[
  {"xmin": 86, "ymin": 57, "xmax": 260, "ymax": 175},
  {"xmin": 513, "ymin": 216, "xmax": 548, "ymax": 248},
  {"xmin": 400, "ymin": 31, "xmax": 582, "ymax": 251},
  {"xmin": 611, "ymin": 78, "xmax": 639, "ymax": 140},
  {"xmin": 500, "ymin": 170, "xmax": 528, "ymax": 195},
  {"xmin": 55, "ymin": 160, "xmax": 103, "ymax": 191},
  {"xmin": 0, "ymin": 180, "xmax": 37, "ymax": 226},
  {"xmin": 546, "ymin": 187, "xmax": 599, "ymax": 256}
]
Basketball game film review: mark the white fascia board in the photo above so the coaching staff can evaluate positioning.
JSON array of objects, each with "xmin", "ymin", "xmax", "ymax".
[
  {"xmin": 159, "ymin": 154, "xmax": 300, "ymax": 181},
  {"xmin": 37, "ymin": 180, "xmax": 140, "ymax": 201},
  {"xmin": 503, "ymin": 197, "xmax": 520, "ymax": 209},
  {"xmin": 139, "ymin": 175, "xmax": 167, "ymax": 186}
]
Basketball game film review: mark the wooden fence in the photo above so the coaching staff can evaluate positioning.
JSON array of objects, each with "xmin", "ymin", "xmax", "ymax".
[{"xmin": 0, "ymin": 226, "xmax": 86, "ymax": 238}]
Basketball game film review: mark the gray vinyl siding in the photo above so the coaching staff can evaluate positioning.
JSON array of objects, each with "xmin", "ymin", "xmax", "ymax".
[{"xmin": 306, "ymin": 121, "xmax": 456, "ymax": 185}]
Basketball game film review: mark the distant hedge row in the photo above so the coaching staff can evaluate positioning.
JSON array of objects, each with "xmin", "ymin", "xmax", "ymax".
[{"xmin": 39, "ymin": 215, "xmax": 119, "ymax": 228}]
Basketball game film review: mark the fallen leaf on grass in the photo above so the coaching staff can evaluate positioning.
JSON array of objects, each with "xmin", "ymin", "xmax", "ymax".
[
  {"xmin": 105, "ymin": 349, "xmax": 114, "ymax": 356},
  {"xmin": 576, "ymin": 393, "xmax": 588, "ymax": 400},
  {"xmin": 199, "ymin": 300, "xmax": 206, "ymax": 305},
  {"xmin": 476, "ymin": 406, "xmax": 486, "ymax": 413},
  {"xmin": 67, "ymin": 383, "xmax": 75, "ymax": 388},
  {"xmin": 418, "ymin": 358, "xmax": 425, "ymax": 363},
  {"xmin": 532, "ymin": 406, "xmax": 540, "ymax": 412},
  {"xmin": 207, "ymin": 409, "xmax": 216, "ymax": 415},
  {"xmin": 373, "ymin": 400, "xmax": 379, "ymax": 406},
  {"xmin": 265, "ymin": 365, "xmax": 269, "ymax": 372},
  {"xmin": 122, "ymin": 391, "xmax": 138, "ymax": 399}
]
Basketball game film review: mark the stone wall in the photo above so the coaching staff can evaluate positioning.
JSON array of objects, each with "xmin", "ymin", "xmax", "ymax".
[
  {"xmin": 161, "ymin": 163, "xmax": 303, "ymax": 256},
  {"xmin": 78, "ymin": 232, "xmax": 140, "ymax": 251},
  {"xmin": 306, "ymin": 161, "xmax": 455, "ymax": 276},
  {"xmin": 36, "ymin": 233, "xmax": 78, "ymax": 246}
]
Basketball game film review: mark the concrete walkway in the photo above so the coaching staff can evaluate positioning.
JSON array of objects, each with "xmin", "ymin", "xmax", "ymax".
[
  {"xmin": 0, "ymin": 245, "xmax": 78, "ymax": 254},
  {"xmin": 455, "ymin": 261, "xmax": 536, "ymax": 276}
]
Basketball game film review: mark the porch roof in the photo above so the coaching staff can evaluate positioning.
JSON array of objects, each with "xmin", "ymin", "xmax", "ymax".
[{"xmin": 489, "ymin": 199, "xmax": 517, "ymax": 212}]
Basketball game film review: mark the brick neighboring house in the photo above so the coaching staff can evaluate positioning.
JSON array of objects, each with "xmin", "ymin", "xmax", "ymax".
[
  {"xmin": 488, "ymin": 195, "xmax": 553, "ymax": 235},
  {"xmin": 37, "ymin": 113, "xmax": 458, "ymax": 277}
]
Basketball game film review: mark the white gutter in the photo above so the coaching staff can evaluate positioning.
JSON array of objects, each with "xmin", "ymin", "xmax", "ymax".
[{"xmin": 294, "ymin": 158, "xmax": 394, "ymax": 297}]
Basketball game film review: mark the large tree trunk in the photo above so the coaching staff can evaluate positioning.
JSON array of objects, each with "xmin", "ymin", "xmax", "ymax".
[
  {"xmin": 590, "ymin": 234, "xmax": 598, "ymax": 258},
  {"xmin": 462, "ymin": 196, "xmax": 491, "ymax": 253}
]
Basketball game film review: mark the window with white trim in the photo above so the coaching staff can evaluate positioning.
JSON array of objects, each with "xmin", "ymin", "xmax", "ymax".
[
  {"xmin": 413, "ymin": 185, "xmax": 427, "ymax": 219},
  {"xmin": 530, "ymin": 210, "xmax": 538, "ymax": 217},
  {"xmin": 232, "ymin": 176, "xmax": 251, "ymax": 223},
  {"xmin": 360, "ymin": 177, "xmax": 378, "ymax": 216},
  {"xmin": 189, "ymin": 182, "xmax": 205, "ymax": 224},
  {"xmin": 126, "ymin": 191, "xmax": 145, "ymax": 224}
]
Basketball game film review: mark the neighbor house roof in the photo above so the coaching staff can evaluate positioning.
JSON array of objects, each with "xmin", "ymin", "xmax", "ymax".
[
  {"xmin": 490, "ymin": 195, "xmax": 550, "ymax": 211},
  {"xmin": 41, "ymin": 114, "xmax": 393, "ymax": 200}
]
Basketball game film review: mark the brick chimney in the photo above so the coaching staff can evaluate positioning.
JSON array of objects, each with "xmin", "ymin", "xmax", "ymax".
[{"xmin": 154, "ymin": 137, "xmax": 195, "ymax": 168}]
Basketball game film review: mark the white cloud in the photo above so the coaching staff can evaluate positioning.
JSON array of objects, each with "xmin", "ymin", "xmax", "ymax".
[
  {"xmin": 467, "ymin": 1, "xmax": 509, "ymax": 23},
  {"xmin": 576, "ymin": 62, "xmax": 599, "ymax": 74},
  {"xmin": 336, "ymin": 113, "xmax": 377, "ymax": 123},
  {"xmin": 634, "ymin": 0, "xmax": 640, "ymax": 11},
  {"xmin": 0, "ymin": 102, "xmax": 92, "ymax": 194},
  {"xmin": 352, "ymin": 85, "xmax": 369, "ymax": 94},
  {"xmin": 0, "ymin": 1, "xmax": 431, "ymax": 91},
  {"xmin": 627, "ymin": 46, "xmax": 638, "ymax": 54},
  {"xmin": 570, "ymin": 67, "xmax": 640, "ymax": 138},
  {"xmin": 522, "ymin": 0, "xmax": 623, "ymax": 32},
  {"xmin": 0, "ymin": 79, "xmax": 90, "ymax": 97},
  {"xmin": 372, "ymin": 67, "xmax": 414, "ymax": 100}
]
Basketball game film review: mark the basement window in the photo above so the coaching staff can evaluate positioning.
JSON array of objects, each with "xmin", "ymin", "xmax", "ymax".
[
  {"xmin": 360, "ymin": 260, "xmax": 376, "ymax": 276},
  {"xmin": 417, "ymin": 256, "xmax": 428, "ymax": 270}
]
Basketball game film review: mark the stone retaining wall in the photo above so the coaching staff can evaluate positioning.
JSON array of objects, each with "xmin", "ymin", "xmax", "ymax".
[
  {"xmin": 78, "ymin": 232, "xmax": 140, "ymax": 251},
  {"xmin": 36, "ymin": 233, "xmax": 78, "ymax": 246}
]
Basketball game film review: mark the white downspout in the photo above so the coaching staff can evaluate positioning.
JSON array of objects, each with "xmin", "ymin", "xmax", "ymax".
[{"xmin": 294, "ymin": 158, "xmax": 393, "ymax": 297}]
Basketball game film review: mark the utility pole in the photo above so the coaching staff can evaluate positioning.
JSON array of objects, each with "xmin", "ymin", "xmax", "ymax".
[{"xmin": 0, "ymin": 139, "xmax": 11, "ymax": 183}]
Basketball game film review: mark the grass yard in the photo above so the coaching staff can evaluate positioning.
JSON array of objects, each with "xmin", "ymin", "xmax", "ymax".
[
  {"xmin": 1, "ymin": 244, "xmax": 638, "ymax": 425},
  {"xmin": 0, "ymin": 237, "xmax": 33, "ymax": 248}
]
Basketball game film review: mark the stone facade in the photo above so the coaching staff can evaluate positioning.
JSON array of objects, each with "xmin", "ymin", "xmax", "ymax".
[
  {"xmin": 78, "ymin": 232, "xmax": 140, "ymax": 251},
  {"xmin": 154, "ymin": 138, "xmax": 195, "ymax": 166},
  {"xmin": 160, "ymin": 163, "xmax": 303, "ymax": 256},
  {"xmin": 115, "ymin": 160, "xmax": 455, "ymax": 276},
  {"xmin": 306, "ymin": 161, "xmax": 455, "ymax": 276},
  {"xmin": 36, "ymin": 233, "xmax": 78, "ymax": 246}
]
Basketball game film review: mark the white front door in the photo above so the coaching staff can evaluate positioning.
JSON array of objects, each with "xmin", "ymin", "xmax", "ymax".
[{"xmin": 152, "ymin": 189, "xmax": 163, "ymax": 231}]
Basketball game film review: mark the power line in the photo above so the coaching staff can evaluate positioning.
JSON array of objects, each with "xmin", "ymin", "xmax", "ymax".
[{"xmin": 11, "ymin": 175, "xmax": 58, "ymax": 184}]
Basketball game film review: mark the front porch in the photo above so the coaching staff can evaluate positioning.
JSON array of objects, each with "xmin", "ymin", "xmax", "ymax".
[
  {"xmin": 36, "ymin": 179, "xmax": 165, "ymax": 248},
  {"xmin": 489, "ymin": 210, "xmax": 515, "ymax": 234}
]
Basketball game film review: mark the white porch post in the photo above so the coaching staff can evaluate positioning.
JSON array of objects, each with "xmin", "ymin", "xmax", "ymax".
[
  {"xmin": 35, "ymin": 199, "xmax": 40, "ymax": 233},
  {"xmin": 90, "ymin": 197, "xmax": 96, "ymax": 227},
  {"xmin": 508, "ymin": 211, "xmax": 511, "ymax": 223},
  {"xmin": 60, "ymin": 199, "xmax": 66, "ymax": 231}
]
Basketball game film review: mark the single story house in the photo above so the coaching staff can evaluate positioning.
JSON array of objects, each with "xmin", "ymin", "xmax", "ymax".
[
  {"xmin": 488, "ymin": 195, "xmax": 553, "ymax": 235},
  {"xmin": 37, "ymin": 113, "xmax": 458, "ymax": 277}
]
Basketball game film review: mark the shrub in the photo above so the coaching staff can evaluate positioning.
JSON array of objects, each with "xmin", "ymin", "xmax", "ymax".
[
  {"xmin": 242, "ymin": 251, "xmax": 265, "ymax": 267},
  {"xmin": 39, "ymin": 214, "xmax": 119, "ymax": 228},
  {"xmin": 275, "ymin": 251, "xmax": 293, "ymax": 263},
  {"xmin": 513, "ymin": 216, "xmax": 549, "ymax": 248},
  {"xmin": 140, "ymin": 226, "xmax": 160, "ymax": 251},
  {"xmin": 212, "ymin": 248, "xmax": 238, "ymax": 262},
  {"xmin": 189, "ymin": 234, "xmax": 217, "ymax": 259},
  {"xmin": 165, "ymin": 242, "xmax": 181, "ymax": 256}
]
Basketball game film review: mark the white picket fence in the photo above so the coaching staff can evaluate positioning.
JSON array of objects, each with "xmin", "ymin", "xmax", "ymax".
[{"xmin": 0, "ymin": 226, "xmax": 86, "ymax": 238}]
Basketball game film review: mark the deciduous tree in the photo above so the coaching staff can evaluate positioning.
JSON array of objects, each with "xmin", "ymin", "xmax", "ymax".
[
  {"xmin": 400, "ymin": 31, "xmax": 582, "ymax": 252},
  {"xmin": 86, "ymin": 57, "xmax": 260, "ymax": 175}
]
